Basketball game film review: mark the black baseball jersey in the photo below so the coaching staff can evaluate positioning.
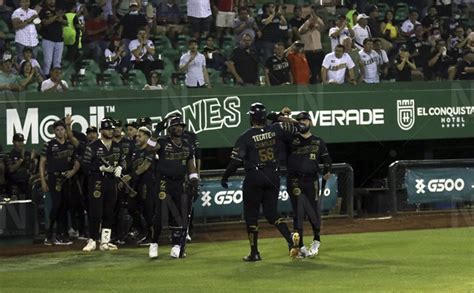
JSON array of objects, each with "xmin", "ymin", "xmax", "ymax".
[
  {"xmin": 82, "ymin": 139, "xmax": 123, "ymax": 175},
  {"xmin": 183, "ymin": 130, "xmax": 201, "ymax": 160},
  {"xmin": 265, "ymin": 55, "xmax": 291, "ymax": 85},
  {"xmin": 117, "ymin": 136, "xmax": 134, "ymax": 168},
  {"xmin": 155, "ymin": 136, "xmax": 194, "ymax": 178},
  {"xmin": 130, "ymin": 146, "xmax": 155, "ymax": 180},
  {"xmin": 41, "ymin": 139, "xmax": 78, "ymax": 173},
  {"xmin": 230, "ymin": 122, "xmax": 299, "ymax": 170},
  {"xmin": 5, "ymin": 149, "xmax": 31, "ymax": 182},
  {"xmin": 286, "ymin": 134, "xmax": 331, "ymax": 175}
]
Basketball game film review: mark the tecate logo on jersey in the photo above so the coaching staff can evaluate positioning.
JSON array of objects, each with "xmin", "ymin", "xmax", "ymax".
[
  {"xmin": 415, "ymin": 178, "xmax": 465, "ymax": 194},
  {"xmin": 6, "ymin": 106, "xmax": 114, "ymax": 145}
]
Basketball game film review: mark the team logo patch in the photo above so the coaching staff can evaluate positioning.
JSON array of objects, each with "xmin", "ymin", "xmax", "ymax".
[
  {"xmin": 55, "ymin": 184, "xmax": 62, "ymax": 192},
  {"xmin": 159, "ymin": 191, "xmax": 167, "ymax": 200},
  {"xmin": 93, "ymin": 190, "xmax": 101, "ymax": 198}
]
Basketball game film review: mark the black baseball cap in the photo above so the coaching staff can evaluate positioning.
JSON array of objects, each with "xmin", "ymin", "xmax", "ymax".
[
  {"xmin": 86, "ymin": 126, "xmax": 98, "ymax": 134},
  {"xmin": 124, "ymin": 121, "xmax": 139, "ymax": 129},
  {"xmin": 113, "ymin": 119, "xmax": 123, "ymax": 127},
  {"xmin": 13, "ymin": 133, "xmax": 25, "ymax": 142},
  {"xmin": 100, "ymin": 118, "xmax": 115, "ymax": 130},
  {"xmin": 137, "ymin": 117, "xmax": 152, "ymax": 127},
  {"xmin": 296, "ymin": 112, "xmax": 311, "ymax": 121}
]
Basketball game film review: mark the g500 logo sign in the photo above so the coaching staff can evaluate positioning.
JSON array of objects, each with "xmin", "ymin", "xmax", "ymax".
[
  {"xmin": 415, "ymin": 178, "xmax": 465, "ymax": 194},
  {"xmin": 200, "ymin": 190, "xmax": 243, "ymax": 207}
]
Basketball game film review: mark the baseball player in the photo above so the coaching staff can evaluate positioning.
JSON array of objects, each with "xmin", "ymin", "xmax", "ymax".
[
  {"xmin": 5, "ymin": 133, "xmax": 35, "ymax": 199},
  {"xmin": 220, "ymin": 103, "xmax": 304, "ymax": 261},
  {"xmin": 82, "ymin": 118, "xmax": 124, "ymax": 251},
  {"xmin": 285, "ymin": 111, "xmax": 332, "ymax": 258}
]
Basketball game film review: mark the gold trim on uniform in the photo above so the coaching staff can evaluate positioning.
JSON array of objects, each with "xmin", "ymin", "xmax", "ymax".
[
  {"xmin": 159, "ymin": 191, "xmax": 167, "ymax": 200},
  {"xmin": 93, "ymin": 190, "xmax": 101, "ymax": 198},
  {"xmin": 293, "ymin": 187, "xmax": 301, "ymax": 196}
]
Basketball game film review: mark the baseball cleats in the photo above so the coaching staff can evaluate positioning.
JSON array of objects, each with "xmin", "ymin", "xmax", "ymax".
[
  {"xmin": 298, "ymin": 246, "xmax": 310, "ymax": 258},
  {"xmin": 308, "ymin": 240, "xmax": 320, "ymax": 257},
  {"xmin": 149, "ymin": 243, "xmax": 159, "ymax": 259},
  {"xmin": 170, "ymin": 245, "xmax": 181, "ymax": 258},
  {"xmin": 83, "ymin": 239, "xmax": 97, "ymax": 252},
  {"xmin": 100, "ymin": 243, "xmax": 118, "ymax": 251},
  {"xmin": 242, "ymin": 253, "xmax": 262, "ymax": 262}
]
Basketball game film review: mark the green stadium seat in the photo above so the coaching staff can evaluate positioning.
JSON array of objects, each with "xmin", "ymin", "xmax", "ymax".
[
  {"xmin": 394, "ymin": 3, "xmax": 409, "ymax": 23},
  {"xmin": 126, "ymin": 69, "xmax": 148, "ymax": 89},
  {"xmin": 377, "ymin": 3, "xmax": 390, "ymax": 21}
]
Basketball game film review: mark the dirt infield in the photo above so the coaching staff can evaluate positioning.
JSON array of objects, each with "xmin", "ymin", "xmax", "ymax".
[{"xmin": 1, "ymin": 211, "xmax": 472, "ymax": 257}]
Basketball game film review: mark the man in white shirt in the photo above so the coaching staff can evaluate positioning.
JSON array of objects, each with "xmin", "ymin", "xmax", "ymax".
[
  {"xmin": 358, "ymin": 38, "xmax": 381, "ymax": 83},
  {"xmin": 179, "ymin": 39, "xmax": 210, "ymax": 88},
  {"xmin": 41, "ymin": 67, "xmax": 68, "ymax": 92},
  {"xmin": 329, "ymin": 14, "xmax": 354, "ymax": 51},
  {"xmin": 400, "ymin": 10, "xmax": 421, "ymax": 39},
  {"xmin": 129, "ymin": 29, "xmax": 163, "ymax": 80},
  {"xmin": 373, "ymin": 39, "xmax": 389, "ymax": 79},
  {"xmin": 321, "ymin": 44, "xmax": 356, "ymax": 85},
  {"xmin": 11, "ymin": 0, "xmax": 40, "ymax": 62},
  {"xmin": 187, "ymin": 0, "xmax": 212, "ymax": 40},
  {"xmin": 352, "ymin": 14, "xmax": 371, "ymax": 50}
]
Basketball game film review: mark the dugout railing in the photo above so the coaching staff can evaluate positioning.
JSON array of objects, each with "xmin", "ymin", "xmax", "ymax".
[{"xmin": 388, "ymin": 159, "xmax": 474, "ymax": 215}]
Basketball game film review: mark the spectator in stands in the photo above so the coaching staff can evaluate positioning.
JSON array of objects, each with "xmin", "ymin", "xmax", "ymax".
[
  {"xmin": 85, "ymin": 7, "xmax": 109, "ymax": 64},
  {"xmin": 358, "ymin": 38, "xmax": 380, "ymax": 84},
  {"xmin": 116, "ymin": 0, "xmax": 134, "ymax": 19},
  {"xmin": 407, "ymin": 24, "xmax": 432, "ymax": 70},
  {"xmin": 39, "ymin": 0, "xmax": 67, "ymax": 77},
  {"xmin": 394, "ymin": 45, "xmax": 416, "ymax": 82},
  {"xmin": 63, "ymin": 3, "xmax": 84, "ymax": 63},
  {"xmin": 288, "ymin": 5, "xmax": 305, "ymax": 44},
  {"xmin": 19, "ymin": 60, "xmax": 43, "ymax": 91},
  {"xmin": 40, "ymin": 67, "xmax": 68, "ymax": 92},
  {"xmin": 428, "ymin": 27, "xmax": 443, "ymax": 48},
  {"xmin": 264, "ymin": 41, "xmax": 291, "ymax": 86},
  {"xmin": 105, "ymin": 37, "xmax": 127, "ymax": 73},
  {"xmin": 20, "ymin": 47, "xmax": 43, "ymax": 76},
  {"xmin": 143, "ymin": 71, "xmax": 164, "ymax": 90},
  {"xmin": 155, "ymin": 0, "xmax": 184, "ymax": 43},
  {"xmin": 11, "ymin": 0, "xmax": 40, "ymax": 62},
  {"xmin": 118, "ymin": 0, "xmax": 148, "ymax": 55},
  {"xmin": 227, "ymin": 33, "xmax": 258, "ymax": 86},
  {"xmin": 179, "ymin": 38, "xmax": 210, "ymax": 88},
  {"xmin": 256, "ymin": 2, "xmax": 288, "ymax": 64},
  {"xmin": 400, "ymin": 9, "xmax": 421, "ymax": 39},
  {"xmin": 5, "ymin": 133, "xmax": 34, "ymax": 199},
  {"xmin": 321, "ymin": 44, "xmax": 356, "ymax": 85},
  {"xmin": 187, "ymin": 0, "xmax": 212, "ymax": 41},
  {"xmin": 373, "ymin": 39, "xmax": 389, "ymax": 80},
  {"xmin": 233, "ymin": 6, "xmax": 260, "ymax": 45},
  {"xmin": 215, "ymin": 0, "xmax": 235, "ymax": 43},
  {"xmin": 366, "ymin": 5, "xmax": 380, "ymax": 39},
  {"xmin": 329, "ymin": 14, "xmax": 354, "ymax": 52},
  {"xmin": 0, "ymin": 19, "xmax": 7, "ymax": 56},
  {"xmin": 129, "ymin": 29, "xmax": 163, "ymax": 80},
  {"xmin": 452, "ymin": 50, "xmax": 474, "ymax": 80},
  {"xmin": 421, "ymin": 6, "xmax": 441, "ymax": 31},
  {"xmin": 380, "ymin": 10, "xmax": 398, "ymax": 43},
  {"xmin": 285, "ymin": 40, "xmax": 309, "ymax": 85},
  {"xmin": 342, "ymin": 37, "xmax": 362, "ymax": 82},
  {"xmin": 449, "ymin": 26, "xmax": 470, "ymax": 60},
  {"xmin": 0, "ymin": 56, "xmax": 21, "ymax": 91},
  {"xmin": 345, "ymin": 9, "xmax": 358, "ymax": 29},
  {"xmin": 426, "ymin": 39, "xmax": 454, "ymax": 80},
  {"xmin": 202, "ymin": 36, "xmax": 227, "ymax": 72},
  {"xmin": 352, "ymin": 13, "xmax": 371, "ymax": 50},
  {"xmin": 443, "ymin": 12, "xmax": 462, "ymax": 37},
  {"xmin": 298, "ymin": 6, "xmax": 324, "ymax": 83}
]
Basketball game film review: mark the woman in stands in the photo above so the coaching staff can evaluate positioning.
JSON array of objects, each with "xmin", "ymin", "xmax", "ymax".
[{"xmin": 19, "ymin": 60, "xmax": 43, "ymax": 91}]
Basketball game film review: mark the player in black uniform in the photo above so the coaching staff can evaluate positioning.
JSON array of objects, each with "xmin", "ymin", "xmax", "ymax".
[
  {"xmin": 285, "ymin": 111, "xmax": 331, "ymax": 258},
  {"xmin": 40, "ymin": 120, "xmax": 80, "ymax": 246},
  {"xmin": 86, "ymin": 127, "xmax": 98, "ymax": 143},
  {"xmin": 82, "ymin": 118, "xmax": 124, "ymax": 252},
  {"xmin": 125, "ymin": 121, "xmax": 139, "ymax": 141},
  {"xmin": 121, "ymin": 127, "xmax": 158, "ymax": 257},
  {"xmin": 147, "ymin": 116, "xmax": 199, "ymax": 259},
  {"xmin": 5, "ymin": 133, "xmax": 35, "ymax": 199},
  {"xmin": 220, "ymin": 103, "xmax": 303, "ymax": 261}
]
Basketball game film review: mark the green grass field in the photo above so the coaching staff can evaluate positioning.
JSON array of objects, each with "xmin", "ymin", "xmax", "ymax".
[{"xmin": 1, "ymin": 227, "xmax": 473, "ymax": 292}]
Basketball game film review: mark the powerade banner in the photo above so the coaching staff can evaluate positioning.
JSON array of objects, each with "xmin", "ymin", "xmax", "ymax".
[
  {"xmin": 405, "ymin": 168, "xmax": 474, "ymax": 204},
  {"xmin": 193, "ymin": 175, "xmax": 338, "ymax": 218},
  {"xmin": 1, "ymin": 81, "xmax": 473, "ymax": 149}
]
